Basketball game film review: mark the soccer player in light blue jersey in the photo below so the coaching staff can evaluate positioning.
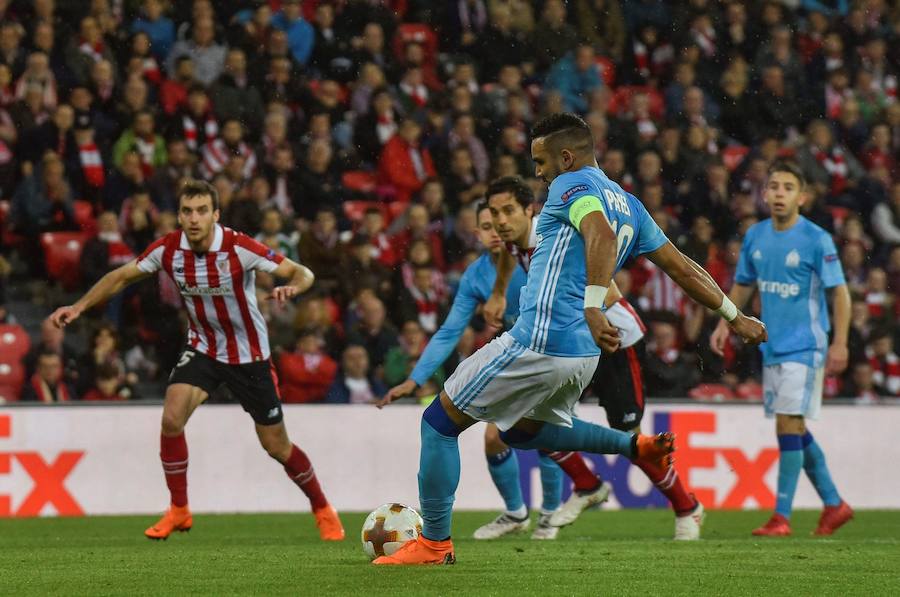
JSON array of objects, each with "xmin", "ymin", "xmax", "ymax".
[
  {"xmin": 711, "ymin": 161, "xmax": 854, "ymax": 537},
  {"xmin": 374, "ymin": 113, "xmax": 767, "ymax": 565},
  {"xmin": 383, "ymin": 202, "xmax": 567, "ymax": 541}
]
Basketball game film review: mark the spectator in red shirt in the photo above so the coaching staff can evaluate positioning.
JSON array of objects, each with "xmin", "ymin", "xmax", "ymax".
[
  {"xmin": 378, "ymin": 117, "xmax": 436, "ymax": 203},
  {"xmin": 867, "ymin": 327, "xmax": 900, "ymax": 396},
  {"xmin": 82, "ymin": 210, "xmax": 137, "ymax": 287},
  {"xmin": 277, "ymin": 327, "xmax": 338, "ymax": 404},
  {"xmin": 159, "ymin": 55, "xmax": 194, "ymax": 116},
  {"xmin": 391, "ymin": 203, "xmax": 445, "ymax": 271},
  {"xmin": 82, "ymin": 361, "xmax": 132, "ymax": 401},
  {"xmin": 361, "ymin": 207, "xmax": 398, "ymax": 268}
]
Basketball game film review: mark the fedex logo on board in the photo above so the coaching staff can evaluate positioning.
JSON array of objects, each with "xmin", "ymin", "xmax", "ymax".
[
  {"xmin": 518, "ymin": 411, "xmax": 778, "ymax": 510},
  {"xmin": 0, "ymin": 415, "xmax": 84, "ymax": 517}
]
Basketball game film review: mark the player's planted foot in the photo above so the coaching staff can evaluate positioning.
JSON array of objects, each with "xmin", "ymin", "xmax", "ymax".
[
  {"xmin": 473, "ymin": 512, "xmax": 530, "ymax": 540},
  {"xmin": 673, "ymin": 498, "xmax": 705, "ymax": 541},
  {"xmin": 751, "ymin": 513, "xmax": 792, "ymax": 536},
  {"xmin": 145, "ymin": 504, "xmax": 193, "ymax": 540},
  {"xmin": 372, "ymin": 536, "xmax": 456, "ymax": 565},
  {"xmin": 814, "ymin": 501, "xmax": 853, "ymax": 536},
  {"xmin": 549, "ymin": 481, "xmax": 611, "ymax": 527},
  {"xmin": 635, "ymin": 432, "xmax": 676, "ymax": 469},
  {"xmin": 531, "ymin": 512, "xmax": 559, "ymax": 540},
  {"xmin": 314, "ymin": 504, "xmax": 345, "ymax": 541}
]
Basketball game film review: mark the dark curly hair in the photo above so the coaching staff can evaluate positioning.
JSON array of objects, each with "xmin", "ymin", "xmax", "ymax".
[{"xmin": 486, "ymin": 176, "xmax": 534, "ymax": 210}]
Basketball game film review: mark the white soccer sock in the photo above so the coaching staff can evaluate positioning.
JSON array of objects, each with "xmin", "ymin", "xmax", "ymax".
[{"xmin": 506, "ymin": 505, "xmax": 527, "ymax": 519}]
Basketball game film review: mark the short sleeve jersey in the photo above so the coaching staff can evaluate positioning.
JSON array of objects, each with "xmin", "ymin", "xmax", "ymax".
[
  {"xmin": 509, "ymin": 166, "xmax": 668, "ymax": 356},
  {"xmin": 136, "ymin": 224, "xmax": 285, "ymax": 364},
  {"xmin": 734, "ymin": 217, "xmax": 846, "ymax": 366}
]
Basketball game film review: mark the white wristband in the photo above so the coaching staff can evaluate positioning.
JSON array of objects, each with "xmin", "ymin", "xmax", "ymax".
[
  {"xmin": 717, "ymin": 296, "xmax": 739, "ymax": 322},
  {"xmin": 584, "ymin": 285, "xmax": 608, "ymax": 310}
]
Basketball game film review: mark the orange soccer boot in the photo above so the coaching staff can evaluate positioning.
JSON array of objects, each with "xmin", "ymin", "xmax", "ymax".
[
  {"xmin": 752, "ymin": 513, "xmax": 792, "ymax": 537},
  {"xmin": 814, "ymin": 501, "xmax": 853, "ymax": 536},
  {"xmin": 144, "ymin": 504, "xmax": 193, "ymax": 540},
  {"xmin": 314, "ymin": 504, "xmax": 346, "ymax": 541},
  {"xmin": 635, "ymin": 432, "xmax": 676, "ymax": 470},
  {"xmin": 372, "ymin": 536, "xmax": 456, "ymax": 565}
]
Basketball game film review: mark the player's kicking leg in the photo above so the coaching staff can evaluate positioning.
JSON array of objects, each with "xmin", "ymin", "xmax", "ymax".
[
  {"xmin": 144, "ymin": 382, "xmax": 206, "ymax": 540},
  {"xmin": 753, "ymin": 364, "xmax": 851, "ymax": 536},
  {"xmin": 374, "ymin": 332, "xmax": 673, "ymax": 565}
]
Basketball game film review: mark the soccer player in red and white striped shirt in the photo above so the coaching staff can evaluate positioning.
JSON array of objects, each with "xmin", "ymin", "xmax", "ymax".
[{"xmin": 50, "ymin": 180, "xmax": 345, "ymax": 541}]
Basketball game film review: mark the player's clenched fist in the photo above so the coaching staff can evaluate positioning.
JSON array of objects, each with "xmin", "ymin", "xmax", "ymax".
[
  {"xmin": 585, "ymin": 308, "xmax": 620, "ymax": 353},
  {"xmin": 728, "ymin": 314, "xmax": 767, "ymax": 346},
  {"xmin": 50, "ymin": 305, "xmax": 82, "ymax": 328}
]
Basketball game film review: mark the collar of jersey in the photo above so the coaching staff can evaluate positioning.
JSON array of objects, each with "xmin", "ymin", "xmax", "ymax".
[{"xmin": 179, "ymin": 223, "xmax": 224, "ymax": 252}]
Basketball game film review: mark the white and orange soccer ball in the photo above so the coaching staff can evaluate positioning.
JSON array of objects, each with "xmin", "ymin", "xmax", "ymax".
[{"xmin": 360, "ymin": 503, "xmax": 423, "ymax": 559}]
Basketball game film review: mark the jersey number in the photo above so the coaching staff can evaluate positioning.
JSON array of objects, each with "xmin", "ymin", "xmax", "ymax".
[
  {"xmin": 175, "ymin": 351, "xmax": 195, "ymax": 369},
  {"xmin": 610, "ymin": 221, "xmax": 634, "ymax": 263}
]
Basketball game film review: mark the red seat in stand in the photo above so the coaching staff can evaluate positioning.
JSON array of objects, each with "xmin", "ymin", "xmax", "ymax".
[{"xmin": 40, "ymin": 231, "xmax": 90, "ymax": 290}]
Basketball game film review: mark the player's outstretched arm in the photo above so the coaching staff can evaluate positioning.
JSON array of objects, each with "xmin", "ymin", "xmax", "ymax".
[
  {"xmin": 709, "ymin": 283, "xmax": 755, "ymax": 356},
  {"xmin": 379, "ymin": 268, "xmax": 484, "ymax": 409},
  {"xmin": 269, "ymin": 258, "xmax": 315, "ymax": 305},
  {"xmin": 826, "ymin": 283, "xmax": 851, "ymax": 374},
  {"xmin": 483, "ymin": 249, "xmax": 515, "ymax": 327},
  {"xmin": 50, "ymin": 260, "xmax": 151, "ymax": 328},
  {"xmin": 376, "ymin": 380, "xmax": 417, "ymax": 409},
  {"xmin": 647, "ymin": 241, "xmax": 767, "ymax": 346},
  {"xmin": 579, "ymin": 210, "xmax": 622, "ymax": 352}
]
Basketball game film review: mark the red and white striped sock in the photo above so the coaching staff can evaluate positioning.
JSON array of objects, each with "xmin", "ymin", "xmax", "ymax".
[
  {"xmin": 545, "ymin": 450, "xmax": 601, "ymax": 492},
  {"xmin": 634, "ymin": 457, "xmax": 696, "ymax": 515},
  {"xmin": 160, "ymin": 433, "xmax": 188, "ymax": 507},
  {"xmin": 284, "ymin": 444, "xmax": 328, "ymax": 510}
]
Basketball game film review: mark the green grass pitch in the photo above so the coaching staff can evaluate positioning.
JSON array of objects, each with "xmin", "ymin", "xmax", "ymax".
[{"xmin": 2, "ymin": 510, "xmax": 899, "ymax": 596}]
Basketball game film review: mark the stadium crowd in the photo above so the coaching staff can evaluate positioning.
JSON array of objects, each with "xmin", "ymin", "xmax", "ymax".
[{"xmin": 1, "ymin": 0, "xmax": 900, "ymax": 404}]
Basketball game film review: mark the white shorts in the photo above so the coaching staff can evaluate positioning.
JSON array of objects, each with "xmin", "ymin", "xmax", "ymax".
[
  {"xmin": 762, "ymin": 362, "xmax": 824, "ymax": 420},
  {"xmin": 444, "ymin": 332, "xmax": 599, "ymax": 431}
]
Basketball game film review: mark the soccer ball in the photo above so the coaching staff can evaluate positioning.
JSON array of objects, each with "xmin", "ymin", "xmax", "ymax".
[{"xmin": 361, "ymin": 503, "xmax": 423, "ymax": 559}]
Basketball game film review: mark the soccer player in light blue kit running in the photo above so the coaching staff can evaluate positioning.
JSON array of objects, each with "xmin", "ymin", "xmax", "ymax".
[
  {"xmin": 383, "ymin": 202, "xmax": 566, "ymax": 540},
  {"xmin": 711, "ymin": 161, "xmax": 854, "ymax": 537},
  {"xmin": 374, "ymin": 113, "xmax": 767, "ymax": 565}
]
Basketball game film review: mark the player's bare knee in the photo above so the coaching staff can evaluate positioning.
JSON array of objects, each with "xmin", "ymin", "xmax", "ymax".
[
  {"xmin": 258, "ymin": 424, "xmax": 292, "ymax": 462},
  {"xmin": 260, "ymin": 435, "xmax": 291, "ymax": 462},
  {"xmin": 775, "ymin": 414, "xmax": 806, "ymax": 435},
  {"xmin": 160, "ymin": 409, "xmax": 186, "ymax": 436}
]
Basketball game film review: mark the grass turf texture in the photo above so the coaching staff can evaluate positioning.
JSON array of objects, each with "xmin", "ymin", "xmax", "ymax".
[{"xmin": 2, "ymin": 510, "xmax": 899, "ymax": 596}]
